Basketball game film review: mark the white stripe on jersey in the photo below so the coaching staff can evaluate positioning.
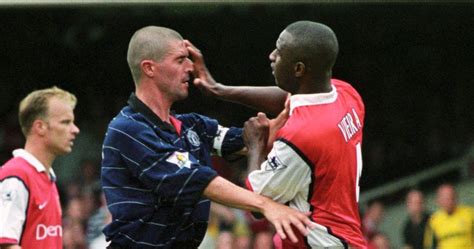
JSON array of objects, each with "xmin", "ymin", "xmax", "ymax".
[
  {"xmin": 212, "ymin": 125, "xmax": 229, "ymax": 156},
  {"xmin": 0, "ymin": 177, "xmax": 29, "ymax": 242},
  {"xmin": 248, "ymin": 140, "xmax": 311, "ymax": 207},
  {"xmin": 248, "ymin": 140, "xmax": 347, "ymax": 248}
]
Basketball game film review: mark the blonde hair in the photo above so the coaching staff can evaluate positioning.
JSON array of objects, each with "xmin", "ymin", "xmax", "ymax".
[{"xmin": 19, "ymin": 86, "xmax": 77, "ymax": 136}]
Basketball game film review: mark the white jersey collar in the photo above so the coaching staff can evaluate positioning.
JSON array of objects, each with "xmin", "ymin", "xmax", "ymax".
[
  {"xmin": 13, "ymin": 149, "xmax": 56, "ymax": 179},
  {"xmin": 289, "ymin": 84, "xmax": 338, "ymax": 115}
]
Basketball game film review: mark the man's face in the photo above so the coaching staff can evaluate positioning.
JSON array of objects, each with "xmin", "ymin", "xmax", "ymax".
[
  {"xmin": 43, "ymin": 97, "xmax": 80, "ymax": 155},
  {"xmin": 437, "ymin": 185, "xmax": 457, "ymax": 213},
  {"xmin": 269, "ymin": 30, "xmax": 296, "ymax": 93},
  {"xmin": 406, "ymin": 191, "xmax": 424, "ymax": 216},
  {"xmin": 154, "ymin": 39, "xmax": 194, "ymax": 102}
]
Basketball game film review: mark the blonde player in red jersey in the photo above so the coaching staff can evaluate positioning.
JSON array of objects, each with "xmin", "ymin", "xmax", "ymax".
[
  {"xmin": 188, "ymin": 20, "xmax": 367, "ymax": 249},
  {"xmin": 0, "ymin": 87, "xmax": 80, "ymax": 249}
]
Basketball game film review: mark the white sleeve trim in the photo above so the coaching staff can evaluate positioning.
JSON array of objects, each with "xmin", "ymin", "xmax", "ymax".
[
  {"xmin": 248, "ymin": 140, "xmax": 311, "ymax": 204},
  {"xmin": 212, "ymin": 125, "xmax": 229, "ymax": 156},
  {"xmin": 0, "ymin": 177, "xmax": 29, "ymax": 242}
]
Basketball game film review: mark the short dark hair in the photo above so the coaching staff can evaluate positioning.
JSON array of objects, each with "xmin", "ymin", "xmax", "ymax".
[
  {"xmin": 127, "ymin": 26, "xmax": 183, "ymax": 85},
  {"xmin": 284, "ymin": 21, "xmax": 339, "ymax": 72}
]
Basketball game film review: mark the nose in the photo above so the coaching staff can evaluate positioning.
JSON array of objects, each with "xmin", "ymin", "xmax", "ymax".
[
  {"xmin": 72, "ymin": 123, "xmax": 80, "ymax": 135},
  {"xmin": 269, "ymin": 49, "xmax": 276, "ymax": 61},
  {"xmin": 185, "ymin": 58, "xmax": 194, "ymax": 72}
]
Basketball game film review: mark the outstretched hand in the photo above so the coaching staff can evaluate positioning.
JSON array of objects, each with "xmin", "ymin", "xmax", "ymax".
[
  {"xmin": 261, "ymin": 195, "xmax": 315, "ymax": 243},
  {"xmin": 184, "ymin": 40, "xmax": 220, "ymax": 96}
]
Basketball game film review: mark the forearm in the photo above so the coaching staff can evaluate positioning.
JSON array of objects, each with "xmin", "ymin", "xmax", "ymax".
[
  {"xmin": 203, "ymin": 176, "xmax": 269, "ymax": 214},
  {"xmin": 214, "ymin": 84, "xmax": 288, "ymax": 115},
  {"xmin": 247, "ymin": 145, "xmax": 267, "ymax": 173}
]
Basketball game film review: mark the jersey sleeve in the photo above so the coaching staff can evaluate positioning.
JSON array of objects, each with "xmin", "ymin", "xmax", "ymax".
[
  {"xmin": 0, "ymin": 177, "xmax": 29, "ymax": 245},
  {"xmin": 246, "ymin": 139, "xmax": 311, "ymax": 204},
  {"xmin": 213, "ymin": 125, "xmax": 243, "ymax": 157},
  {"xmin": 186, "ymin": 113, "xmax": 244, "ymax": 157},
  {"xmin": 102, "ymin": 121, "xmax": 217, "ymax": 207}
]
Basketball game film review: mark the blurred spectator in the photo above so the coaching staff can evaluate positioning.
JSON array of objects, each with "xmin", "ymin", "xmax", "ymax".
[
  {"xmin": 199, "ymin": 157, "xmax": 252, "ymax": 249},
  {"xmin": 63, "ymin": 197, "xmax": 87, "ymax": 249},
  {"xmin": 369, "ymin": 232, "xmax": 391, "ymax": 249},
  {"xmin": 213, "ymin": 203, "xmax": 251, "ymax": 249},
  {"xmin": 424, "ymin": 183, "xmax": 474, "ymax": 249},
  {"xmin": 248, "ymin": 214, "xmax": 274, "ymax": 249},
  {"xmin": 79, "ymin": 159, "xmax": 100, "ymax": 190},
  {"xmin": 402, "ymin": 189, "xmax": 430, "ymax": 249},
  {"xmin": 85, "ymin": 183, "xmax": 109, "ymax": 246},
  {"xmin": 363, "ymin": 200, "xmax": 385, "ymax": 240}
]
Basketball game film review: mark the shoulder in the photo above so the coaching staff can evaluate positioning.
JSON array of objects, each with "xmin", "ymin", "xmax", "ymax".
[
  {"xmin": 176, "ymin": 113, "xmax": 218, "ymax": 130},
  {"xmin": 332, "ymin": 79, "xmax": 364, "ymax": 100},
  {"xmin": 332, "ymin": 78, "xmax": 365, "ymax": 113},
  {"xmin": 177, "ymin": 113, "xmax": 216, "ymax": 123},
  {"xmin": 0, "ymin": 157, "xmax": 32, "ymax": 180},
  {"xmin": 457, "ymin": 206, "xmax": 474, "ymax": 215},
  {"xmin": 107, "ymin": 107, "xmax": 154, "ymax": 136}
]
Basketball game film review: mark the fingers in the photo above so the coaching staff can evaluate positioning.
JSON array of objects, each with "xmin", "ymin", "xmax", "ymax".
[
  {"xmin": 304, "ymin": 211, "xmax": 317, "ymax": 229},
  {"xmin": 282, "ymin": 221, "xmax": 298, "ymax": 243},
  {"xmin": 291, "ymin": 217, "xmax": 310, "ymax": 237},
  {"xmin": 285, "ymin": 93, "xmax": 291, "ymax": 108},
  {"xmin": 184, "ymin": 40, "xmax": 200, "ymax": 55},
  {"xmin": 276, "ymin": 210, "xmax": 316, "ymax": 244},
  {"xmin": 274, "ymin": 223, "xmax": 287, "ymax": 241},
  {"xmin": 184, "ymin": 39, "xmax": 204, "ymax": 67},
  {"xmin": 257, "ymin": 112, "xmax": 269, "ymax": 126}
]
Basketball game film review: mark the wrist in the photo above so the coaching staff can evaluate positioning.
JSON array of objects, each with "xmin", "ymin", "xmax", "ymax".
[
  {"xmin": 213, "ymin": 82, "xmax": 225, "ymax": 97},
  {"xmin": 253, "ymin": 194, "xmax": 269, "ymax": 214}
]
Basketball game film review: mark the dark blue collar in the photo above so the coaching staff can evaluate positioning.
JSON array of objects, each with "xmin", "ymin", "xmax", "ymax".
[{"xmin": 127, "ymin": 93, "xmax": 177, "ymax": 133}]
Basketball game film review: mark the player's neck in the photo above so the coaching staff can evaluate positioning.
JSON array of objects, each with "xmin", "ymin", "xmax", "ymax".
[
  {"xmin": 298, "ymin": 80, "xmax": 332, "ymax": 94},
  {"xmin": 24, "ymin": 139, "xmax": 55, "ymax": 172},
  {"xmin": 135, "ymin": 86, "xmax": 172, "ymax": 123}
]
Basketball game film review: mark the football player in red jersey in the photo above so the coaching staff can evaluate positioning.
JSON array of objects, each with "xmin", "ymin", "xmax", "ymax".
[
  {"xmin": 188, "ymin": 20, "xmax": 367, "ymax": 249},
  {"xmin": 0, "ymin": 87, "xmax": 80, "ymax": 249}
]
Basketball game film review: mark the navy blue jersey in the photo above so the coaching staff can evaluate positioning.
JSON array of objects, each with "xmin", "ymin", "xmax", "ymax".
[{"xmin": 101, "ymin": 93, "xmax": 243, "ymax": 248}]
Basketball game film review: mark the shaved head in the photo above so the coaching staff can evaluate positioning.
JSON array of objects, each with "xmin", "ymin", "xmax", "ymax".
[
  {"xmin": 127, "ymin": 26, "xmax": 183, "ymax": 84},
  {"xmin": 284, "ymin": 21, "xmax": 339, "ymax": 73}
]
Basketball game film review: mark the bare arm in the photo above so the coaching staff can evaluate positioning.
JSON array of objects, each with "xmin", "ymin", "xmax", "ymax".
[
  {"xmin": 204, "ymin": 84, "xmax": 288, "ymax": 116},
  {"xmin": 203, "ymin": 176, "xmax": 313, "ymax": 243},
  {"xmin": 185, "ymin": 40, "xmax": 288, "ymax": 115}
]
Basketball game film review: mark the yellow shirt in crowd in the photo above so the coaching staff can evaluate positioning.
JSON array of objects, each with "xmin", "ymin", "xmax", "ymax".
[{"xmin": 424, "ymin": 205, "xmax": 474, "ymax": 249}]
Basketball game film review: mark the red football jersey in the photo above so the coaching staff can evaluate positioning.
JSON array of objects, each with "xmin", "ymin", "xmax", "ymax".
[
  {"xmin": 247, "ymin": 79, "xmax": 367, "ymax": 248},
  {"xmin": 0, "ymin": 149, "xmax": 62, "ymax": 249}
]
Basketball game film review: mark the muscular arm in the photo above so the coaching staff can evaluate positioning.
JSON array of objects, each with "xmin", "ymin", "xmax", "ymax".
[
  {"xmin": 203, "ymin": 176, "xmax": 313, "ymax": 243},
  {"xmin": 185, "ymin": 40, "xmax": 288, "ymax": 115},
  {"xmin": 206, "ymin": 84, "xmax": 288, "ymax": 115}
]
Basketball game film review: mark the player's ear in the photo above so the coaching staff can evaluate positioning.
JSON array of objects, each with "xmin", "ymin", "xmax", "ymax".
[
  {"xmin": 141, "ymin": 60, "xmax": 156, "ymax": 78},
  {"xmin": 294, "ymin": 62, "xmax": 305, "ymax": 77},
  {"xmin": 32, "ymin": 119, "xmax": 47, "ymax": 136}
]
